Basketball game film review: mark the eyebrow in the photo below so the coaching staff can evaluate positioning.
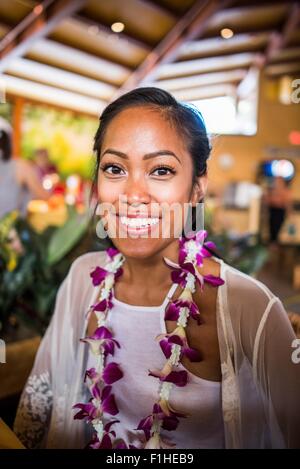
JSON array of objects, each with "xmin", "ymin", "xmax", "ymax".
[{"xmin": 101, "ymin": 148, "xmax": 181, "ymax": 164}]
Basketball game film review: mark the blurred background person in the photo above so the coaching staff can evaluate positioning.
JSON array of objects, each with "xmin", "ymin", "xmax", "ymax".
[
  {"xmin": 264, "ymin": 176, "xmax": 293, "ymax": 248},
  {"xmin": 0, "ymin": 129, "xmax": 50, "ymax": 219},
  {"xmin": 33, "ymin": 148, "xmax": 57, "ymax": 181}
]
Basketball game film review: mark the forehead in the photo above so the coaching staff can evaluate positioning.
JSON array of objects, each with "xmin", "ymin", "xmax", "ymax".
[{"xmin": 101, "ymin": 106, "xmax": 187, "ymax": 155}]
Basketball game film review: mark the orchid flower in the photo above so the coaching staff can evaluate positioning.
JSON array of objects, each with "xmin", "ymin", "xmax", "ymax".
[
  {"xmin": 92, "ymin": 289, "xmax": 113, "ymax": 313},
  {"xmin": 148, "ymin": 368, "xmax": 188, "ymax": 387},
  {"xmin": 87, "ymin": 420, "xmax": 119, "ymax": 449},
  {"xmin": 165, "ymin": 297, "xmax": 202, "ymax": 325},
  {"xmin": 137, "ymin": 403, "xmax": 185, "ymax": 440},
  {"xmin": 73, "ymin": 385, "xmax": 118, "ymax": 421},
  {"xmin": 80, "ymin": 326, "xmax": 120, "ymax": 356},
  {"xmin": 180, "ymin": 230, "xmax": 216, "ymax": 264},
  {"xmin": 90, "ymin": 266, "xmax": 109, "ymax": 286},
  {"xmin": 157, "ymin": 333, "xmax": 202, "ymax": 363}
]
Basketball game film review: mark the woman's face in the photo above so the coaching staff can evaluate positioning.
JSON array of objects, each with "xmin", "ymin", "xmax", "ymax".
[{"xmin": 97, "ymin": 106, "xmax": 204, "ymax": 259}]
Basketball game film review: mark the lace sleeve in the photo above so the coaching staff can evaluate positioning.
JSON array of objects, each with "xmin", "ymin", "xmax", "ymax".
[
  {"xmin": 254, "ymin": 297, "xmax": 300, "ymax": 448},
  {"xmin": 13, "ymin": 275, "xmax": 68, "ymax": 449},
  {"xmin": 13, "ymin": 317, "xmax": 54, "ymax": 448}
]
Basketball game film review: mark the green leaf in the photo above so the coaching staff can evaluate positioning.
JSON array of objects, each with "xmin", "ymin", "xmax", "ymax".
[{"xmin": 46, "ymin": 211, "xmax": 90, "ymax": 265}]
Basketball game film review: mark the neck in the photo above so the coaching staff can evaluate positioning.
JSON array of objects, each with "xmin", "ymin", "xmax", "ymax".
[{"xmin": 119, "ymin": 239, "xmax": 180, "ymax": 290}]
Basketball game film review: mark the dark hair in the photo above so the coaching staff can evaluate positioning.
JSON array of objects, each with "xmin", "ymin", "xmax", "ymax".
[
  {"xmin": 92, "ymin": 87, "xmax": 213, "ymax": 247},
  {"xmin": 0, "ymin": 130, "xmax": 12, "ymax": 161}
]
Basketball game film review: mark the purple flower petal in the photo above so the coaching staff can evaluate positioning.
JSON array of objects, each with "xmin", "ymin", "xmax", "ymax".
[
  {"xmin": 171, "ymin": 269, "xmax": 186, "ymax": 286},
  {"xmin": 182, "ymin": 261, "xmax": 196, "ymax": 275},
  {"xmin": 84, "ymin": 367, "xmax": 103, "ymax": 386},
  {"xmin": 91, "ymin": 383, "xmax": 101, "ymax": 400},
  {"xmin": 73, "ymin": 401, "xmax": 97, "ymax": 420},
  {"xmin": 101, "ymin": 385, "xmax": 112, "ymax": 401},
  {"xmin": 164, "ymin": 370, "xmax": 188, "ymax": 387},
  {"xmin": 195, "ymin": 230, "xmax": 207, "ymax": 243},
  {"xmin": 103, "ymin": 338, "xmax": 120, "ymax": 356},
  {"xmin": 91, "ymin": 326, "xmax": 113, "ymax": 340},
  {"xmin": 137, "ymin": 415, "xmax": 153, "ymax": 432},
  {"xmin": 183, "ymin": 346, "xmax": 202, "ymax": 362},
  {"xmin": 102, "ymin": 362, "xmax": 123, "ymax": 384},
  {"xmin": 92, "ymin": 299, "xmax": 108, "ymax": 312},
  {"xmin": 90, "ymin": 266, "xmax": 108, "ymax": 286},
  {"xmin": 195, "ymin": 252, "xmax": 205, "ymax": 266},
  {"xmin": 162, "ymin": 414, "xmax": 179, "ymax": 431},
  {"xmin": 102, "ymin": 392, "xmax": 119, "ymax": 416},
  {"xmin": 149, "ymin": 369, "xmax": 188, "ymax": 387},
  {"xmin": 136, "ymin": 414, "xmax": 153, "ymax": 440},
  {"xmin": 178, "ymin": 248, "xmax": 187, "ymax": 265},
  {"xmin": 204, "ymin": 274, "xmax": 224, "ymax": 287},
  {"xmin": 99, "ymin": 433, "xmax": 113, "ymax": 449},
  {"xmin": 188, "ymin": 302, "xmax": 203, "ymax": 325},
  {"xmin": 164, "ymin": 302, "xmax": 180, "ymax": 321},
  {"xmin": 159, "ymin": 335, "xmax": 183, "ymax": 359},
  {"xmin": 203, "ymin": 240, "xmax": 216, "ymax": 251},
  {"xmin": 104, "ymin": 419, "xmax": 119, "ymax": 433},
  {"xmin": 115, "ymin": 267, "xmax": 123, "ymax": 280},
  {"xmin": 168, "ymin": 335, "xmax": 184, "ymax": 346},
  {"xmin": 107, "ymin": 247, "xmax": 119, "ymax": 259},
  {"xmin": 159, "ymin": 338, "xmax": 172, "ymax": 358}
]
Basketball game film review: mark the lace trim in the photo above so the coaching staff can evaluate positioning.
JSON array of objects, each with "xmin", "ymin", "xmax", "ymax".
[
  {"xmin": 221, "ymin": 361, "xmax": 239, "ymax": 423},
  {"xmin": 47, "ymin": 386, "xmax": 67, "ymax": 448},
  {"xmin": 14, "ymin": 371, "xmax": 53, "ymax": 449}
]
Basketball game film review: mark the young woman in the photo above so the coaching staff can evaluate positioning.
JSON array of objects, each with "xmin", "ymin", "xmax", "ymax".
[{"xmin": 14, "ymin": 88, "xmax": 299, "ymax": 449}]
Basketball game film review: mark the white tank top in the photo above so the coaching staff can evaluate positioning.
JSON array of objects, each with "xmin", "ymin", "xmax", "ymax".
[{"xmin": 86, "ymin": 282, "xmax": 225, "ymax": 449}]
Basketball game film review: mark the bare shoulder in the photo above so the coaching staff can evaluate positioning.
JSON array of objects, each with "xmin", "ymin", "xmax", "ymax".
[{"xmin": 196, "ymin": 256, "xmax": 222, "ymax": 279}]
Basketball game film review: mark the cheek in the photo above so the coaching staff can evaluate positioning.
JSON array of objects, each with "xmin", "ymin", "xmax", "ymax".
[
  {"xmin": 151, "ymin": 176, "xmax": 192, "ymax": 205},
  {"xmin": 97, "ymin": 176, "xmax": 122, "ymax": 203}
]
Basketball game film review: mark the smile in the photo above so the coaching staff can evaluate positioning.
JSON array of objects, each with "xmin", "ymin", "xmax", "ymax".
[{"xmin": 119, "ymin": 216, "xmax": 160, "ymax": 228}]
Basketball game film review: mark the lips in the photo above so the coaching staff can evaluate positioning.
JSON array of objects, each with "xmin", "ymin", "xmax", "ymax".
[{"xmin": 117, "ymin": 213, "xmax": 161, "ymax": 219}]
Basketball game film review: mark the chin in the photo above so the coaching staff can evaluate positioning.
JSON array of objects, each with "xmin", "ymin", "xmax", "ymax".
[{"xmin": 112, "ymin": 236, "xmax": 173, "ymax": 260}]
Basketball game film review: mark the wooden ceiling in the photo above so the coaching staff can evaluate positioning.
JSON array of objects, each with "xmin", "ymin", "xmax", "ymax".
[{"xmin": 0, "ymin": 0, "xmax": 299, "ymax": 115}]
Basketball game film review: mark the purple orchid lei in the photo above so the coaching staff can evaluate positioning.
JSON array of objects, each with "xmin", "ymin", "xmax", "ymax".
[{"xmin": 73, "ymin": 230, "xmax": 224, "ymax": 449}]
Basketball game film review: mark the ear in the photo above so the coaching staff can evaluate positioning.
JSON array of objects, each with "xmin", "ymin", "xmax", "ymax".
[{"xmin": 190, "ymin": 175, "xmax": 208, "ymax": 206}]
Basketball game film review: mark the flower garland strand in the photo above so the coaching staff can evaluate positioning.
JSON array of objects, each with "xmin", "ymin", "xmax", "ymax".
[{"xmin": 73, "ymin": 231, "xmax": 224, "ymax": 449}]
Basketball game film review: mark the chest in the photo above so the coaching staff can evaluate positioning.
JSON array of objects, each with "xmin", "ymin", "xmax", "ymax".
[{"xmin": 87, "ymin": 281, "xmax": 221, "ymax": 382}]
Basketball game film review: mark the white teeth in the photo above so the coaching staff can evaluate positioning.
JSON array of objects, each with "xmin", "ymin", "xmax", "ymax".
[{"xmin": 120, "ymin": 216, "xmax": 159, "ymax": 228}]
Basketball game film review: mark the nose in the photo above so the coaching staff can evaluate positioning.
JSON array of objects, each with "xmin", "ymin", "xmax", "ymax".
[{"xmin": 124, "ymin": 173, "xmax": 151, "ymax": 207}]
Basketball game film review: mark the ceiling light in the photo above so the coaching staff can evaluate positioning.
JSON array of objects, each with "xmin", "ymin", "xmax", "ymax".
[
  {"xmin": 111, "ymin": 22, "xmax": 125, "ymax": 33},
  {"xmin": 33, "ymin": 4, "xmax": 43, "ymax": 15},
  {"xmin": 220, "ymin": 28, "xmax": 234, "ymax": 39}
]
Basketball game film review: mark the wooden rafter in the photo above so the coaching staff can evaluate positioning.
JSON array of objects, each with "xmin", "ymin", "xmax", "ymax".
[
  {"xmin": 264, "ymin": 1, "xmax": 300, "ymax": 64},
  {"xmin": 114, "ymin": 0, "xmax": 235, "ymax": 97},
  {"xmin": 0, "ymin": 0, "xmax": 86, "ymax": 72}
]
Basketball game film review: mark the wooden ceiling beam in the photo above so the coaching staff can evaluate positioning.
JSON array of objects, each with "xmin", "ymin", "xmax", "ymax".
[
  {"xmin": 155, "ymin": 69, "xmax": 247, "ymax": 92},
  {"xmin": 1, "ymin": 73, "xmax": 105, "ymax": 115},
  {"xmin": 0, "ymin": 0, "xmax": 86, "ymax": 72},
  {"xmin": 114, "ymin": 0, "xmax": 235, "ymax": 97},
  {"xmin": 72, "ymin": 13, "xmax": 150, "ymax": 52},
  {"xmin": 264, "ymin": 1, "xmax": 300, "ymax": 64}
]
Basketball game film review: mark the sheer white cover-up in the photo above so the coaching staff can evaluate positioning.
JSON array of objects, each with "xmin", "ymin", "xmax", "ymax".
[{"xmin": 13, "ymin": 250, "xmax": 300, "ymax": 448}]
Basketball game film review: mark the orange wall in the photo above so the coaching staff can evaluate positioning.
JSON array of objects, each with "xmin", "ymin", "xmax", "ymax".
[{"xmin": 208, "ymin": 73, "xmax": 300, "ymax": 200}]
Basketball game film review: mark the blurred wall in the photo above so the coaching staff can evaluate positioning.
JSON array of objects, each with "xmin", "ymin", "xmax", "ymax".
[{"xmin": 208, "ymin": 73, "xmax": 300, "ymax": 199}]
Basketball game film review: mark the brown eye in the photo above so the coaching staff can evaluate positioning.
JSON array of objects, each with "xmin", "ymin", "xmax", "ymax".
[
  {"xmin": 100, "ymin": 164, "xmax": 125, "ymax": 175},
  {"xmin": 151, "ymin": 165, "xmax": 176, "ymax": 177}
]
